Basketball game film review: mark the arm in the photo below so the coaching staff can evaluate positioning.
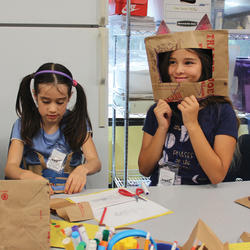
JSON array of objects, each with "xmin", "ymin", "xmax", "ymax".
[
  {"xmin": 138, "ymin": 99, "xmax": 172, "ymax": 176},
  {"xmin": 178, "ymin": 95, "xmax": 236, "ymax": 184},
  {"xmin": 5, "ymin": 139, "xmax": 46, "ymax": 181},
  {"xmin": 65, "ymin": 133, "xmax": 101, "ymax": 194}
]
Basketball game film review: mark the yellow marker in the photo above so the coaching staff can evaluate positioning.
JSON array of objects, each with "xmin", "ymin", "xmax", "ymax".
[
  {"xmin": 113, "ymin": 237, "xmax": 138, "ymax": 250},
  {"xmin": 62, "ymin": 237, "xmax": 75, "ymax": 250}
]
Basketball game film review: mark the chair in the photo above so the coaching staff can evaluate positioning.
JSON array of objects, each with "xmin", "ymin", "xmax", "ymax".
[{"xmin": 224, "ymin": 134, "xmax": 250, "ymax": 181}]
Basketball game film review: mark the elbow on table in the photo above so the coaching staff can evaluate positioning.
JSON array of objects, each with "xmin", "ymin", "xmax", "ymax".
[
  {"xmin": 138, "ymin": 162, "xmax": 151, "ymax": 177},
  {"xmin": 209, "ymin": 173, "xmax": 226, "ymax": 185}
]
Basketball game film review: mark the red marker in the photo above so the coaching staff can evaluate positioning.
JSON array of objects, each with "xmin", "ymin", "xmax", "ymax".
[{"xmin": 99, "ymin": 207, "xmax": 107, "ymax": 226}]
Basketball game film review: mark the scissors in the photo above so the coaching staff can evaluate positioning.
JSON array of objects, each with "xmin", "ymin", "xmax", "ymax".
[{"xmin": 118, "ymin": 188, "xmax": 146, "ymax": 202}]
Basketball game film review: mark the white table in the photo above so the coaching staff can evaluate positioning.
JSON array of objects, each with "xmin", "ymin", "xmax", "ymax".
[{"xmin": 51, "ymin": 181, "xmax": 250, "ymax": 248}]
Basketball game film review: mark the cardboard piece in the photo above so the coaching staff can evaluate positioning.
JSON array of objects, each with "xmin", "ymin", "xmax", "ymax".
[
  {"xmin": 181, "ymin": 219, "xmax": 229, "ymax": 250},
  {"xmin": 111, "ymin": 0, "xmax": 148, "ymax": 16},
  {"xmin": 0, "ymin": 180, "xmax": 50, "ymax": 250},
  {"xmin": 50, "ymin": 197, "xmax": 72, "ymax": 213},
  {"xmin": 195, "ymin": 14, "xmax": 212, "ymax": 30},
  {"xmin": 240, "ymin": 232, "xmax": 250, "ymax": 242},
  {"xmin": 145, "ymin": 30, "xmax": 229, "ymax": 101},
  {"xmin": 234, "ymin": 196, "xmax": 250, "ymax": 209},
  {"xmin": 156, "ymin": 20, "xmax": 171, "ymax": 35},
  {"xmin": 50, "ymin": 198, "xmax": 94, "ymax": 222}
]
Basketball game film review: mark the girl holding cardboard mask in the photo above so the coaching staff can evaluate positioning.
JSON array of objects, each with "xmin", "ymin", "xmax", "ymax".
[{"xmin": 138, "ymin": 48, "xmax": 238, "ymax": 185}]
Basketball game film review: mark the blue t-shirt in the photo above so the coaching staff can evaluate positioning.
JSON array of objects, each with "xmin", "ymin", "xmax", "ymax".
[
  {"xmin": 11, "ymin": 118, "xmax": 86, "ymax": 183},
  {"xmin": 143, "ymin": 102, "xmax": 238, "ymax": 185}
]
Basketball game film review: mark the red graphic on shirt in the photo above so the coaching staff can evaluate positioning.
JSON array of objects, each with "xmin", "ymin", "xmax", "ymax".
[{"xmin": 1, "ymin": 193, "xmax": 8, "ymax": 200}]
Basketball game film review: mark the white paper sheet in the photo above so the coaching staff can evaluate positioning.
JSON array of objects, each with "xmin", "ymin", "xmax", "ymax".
[{"xmin": 68, "ymin": 188, "xmax": 172, "ymax": 228}]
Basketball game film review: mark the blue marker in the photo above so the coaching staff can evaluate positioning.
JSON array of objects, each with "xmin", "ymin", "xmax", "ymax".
[{"xmin": 71, "ymin": 231, "xmax": 81, "ymax": 249}]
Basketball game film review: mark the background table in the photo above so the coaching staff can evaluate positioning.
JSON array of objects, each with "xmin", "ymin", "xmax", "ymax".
[{"xmin": 51, "ymin": 181, "xmax": 250, "ymax": 248}]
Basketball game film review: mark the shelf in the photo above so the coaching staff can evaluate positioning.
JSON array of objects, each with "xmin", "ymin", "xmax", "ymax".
[
  {"xmin": 229, "ymin": 30, "xmax": 250, "ymax": 40},
  {"xmin": 113, "ymin": 91, "xmax": 154, "ymax": 116},
  {"xmin": 110, "ymin": 169, "xmax": 151, "ymax": 188}
]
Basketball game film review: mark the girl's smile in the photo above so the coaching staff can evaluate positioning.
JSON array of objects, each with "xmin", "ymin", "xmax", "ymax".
[{"xmin": 168, "ymin": 49, "xmax": 202, "ymax": 83}]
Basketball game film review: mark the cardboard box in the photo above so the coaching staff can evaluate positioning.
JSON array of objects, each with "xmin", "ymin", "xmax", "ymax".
[{"xmin": 110, "ymin": 0, "xmax": 148, "ymax": 16}]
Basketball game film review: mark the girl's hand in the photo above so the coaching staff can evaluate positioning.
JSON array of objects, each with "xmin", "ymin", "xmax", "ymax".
[
  {"xmin": 49, "ymin": 183, "xmax": 54, "ymax": 195},
  {"xmin": 154, "ymin": 99, "xmax": 172, "ymax": 131},
  {"xmin": 64, "ymin": 165, "xmax": 88, "ymax": 194},
  {"xmin": 177, "ymin": 95, "xmax": 199, "ymax": 129}
]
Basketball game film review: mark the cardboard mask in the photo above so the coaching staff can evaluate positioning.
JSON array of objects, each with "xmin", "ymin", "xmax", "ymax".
[{"xmin": 144, "ymin": 29, "xmax": 229, "ymax": 102}]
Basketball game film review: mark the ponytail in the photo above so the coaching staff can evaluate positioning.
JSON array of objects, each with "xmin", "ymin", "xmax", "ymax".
[
  {"xmin": 16, "ymin": 74, "xmax": 41, "ymax": 145},
  {"xmin": 62, "ymin": 82, "xmax": 92, "ymax": 151}
]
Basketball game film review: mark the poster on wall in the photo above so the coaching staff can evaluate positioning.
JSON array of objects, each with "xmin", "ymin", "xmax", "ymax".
[{"xmin": 163, "ymin": 0, "xmax": 211, "ymax": 32}]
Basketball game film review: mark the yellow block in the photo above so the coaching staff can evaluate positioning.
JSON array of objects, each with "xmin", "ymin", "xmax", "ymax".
[{"xmin": 113, "ymin": 236, "xmax": 138, "ymax": 250}]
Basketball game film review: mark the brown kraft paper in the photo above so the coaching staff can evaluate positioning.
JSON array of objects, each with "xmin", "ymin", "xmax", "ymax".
[
  {"xmin": 144, "ymin": 30, "xmax": 229, "ymax": 102},
  {"xmin": 0, "ymin": 180, "xmax": 50, "ymax": 250}
]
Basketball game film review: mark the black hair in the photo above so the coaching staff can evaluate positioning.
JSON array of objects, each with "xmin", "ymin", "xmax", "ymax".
[{"xmin": 16, "ymin": 62, "xmax": 92, "ymax": 151}]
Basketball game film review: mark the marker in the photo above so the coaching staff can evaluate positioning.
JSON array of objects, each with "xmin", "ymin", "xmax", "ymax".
[
  {"xmin": 71, "ymin": 231, "xmax": 81, "ymax": 249},
  {"xmin": 62, "ymin": 237, "xmax": 75, "ymax": 250},
  {"xmin": 76, "ymin": 241, "xmax": 86, "ymax": 250},
  {"xmin": 87, "ymin": 239, "xmax": 97, "ymax": 250},
  {"xmin": 98, "ymin": 229, "xmax": 109, "ymax": 250},
  {"xmin": 144, "ymin": 232, "xmax": 150, "ymax": 250},
  {"xmin": 72, "ymin": 225, "xmax": 82, "ymax": 241},
  {"xmin": 99, "ymin": 207, "xmax": 107, "ymax": 226},
  {"xmin": 171, "ymin": 241, "xmax": 178, "ymax": 250},
  {"xmin": 78, "ymin": 225, "xmax": 89, "ymax": 246},
  {"xmin": 94, "ymin": 226, "xmax": 104, "ymax": 241},
  {"xmin": 102, "ymin": 229, "xmax": 110, "ymax": 242},
  {"xmin": 108, "ymin": 226, "xmax": 115, "ymax": 240},
  {"xmin": 141, "ymin": 182, "xmax": 149, "ymax": 195},
  {"xmin": 62, "ymin": 227, "xmax": 72, "ymax": 237}
]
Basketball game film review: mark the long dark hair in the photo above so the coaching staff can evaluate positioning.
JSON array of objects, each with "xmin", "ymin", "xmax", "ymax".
[{"xmin": 16, "ymin": 62, "xmax": 92, "ymax": 151}]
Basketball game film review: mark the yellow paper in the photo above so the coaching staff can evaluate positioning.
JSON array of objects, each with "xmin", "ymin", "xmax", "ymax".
[
  {"xmin": 50, "ymin": 219, "xmax": 99, "ymax": 248},
  {"xmin": 229, "ymin": 242, "xmax": 250, "ymax": 250}
]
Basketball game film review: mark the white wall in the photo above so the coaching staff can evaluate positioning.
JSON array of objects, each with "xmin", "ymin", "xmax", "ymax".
[{"xmin": 0, "ymin": 1, "xmax": 109, "ymax": 188}]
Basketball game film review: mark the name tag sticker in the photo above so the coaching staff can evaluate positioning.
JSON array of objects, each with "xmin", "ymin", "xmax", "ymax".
[{"xmin": 47, "ymin": 149, "xmax": 66, "ymax": 173}]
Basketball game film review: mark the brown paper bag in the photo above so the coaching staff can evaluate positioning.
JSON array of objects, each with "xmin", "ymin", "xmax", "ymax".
[
  {"xmin": 0, "ymin": 180, "xmax": 50, "ymax": 250},
  {"xmin": 50, "ymin": 198, "xmax": 94, "ymax": 222},
  {"xmin": 181, "ymin": 219, "xmax": 229, "ymax": 250},
  {"xmin": 145, "ymin": 30, "xmax": 229, "ymax": 101}
]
